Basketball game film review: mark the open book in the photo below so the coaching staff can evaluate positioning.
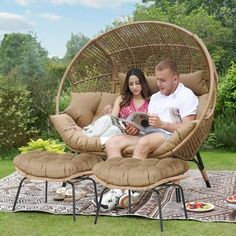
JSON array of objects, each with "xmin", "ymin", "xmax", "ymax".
[{"xmin": 111, "ymin": 112, "xmax": 149, "ymax": 133}]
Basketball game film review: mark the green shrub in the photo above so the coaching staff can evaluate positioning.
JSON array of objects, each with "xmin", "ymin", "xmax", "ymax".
[
  {"xmin": 58, "ymin": 90, "xmax": 71, "ymax": 112},
  {"xmin": 208, "ymin": 61, "xmax": 236, "ymax": 150},
  {"xmin": 216, "ymin": 62, "xmax": 236, "ymax": 114},
  {"xmin": 202, "ymin": 132, "xmax": 223, "ymax": 150},
  {"xmin": 214, "ymin": 109, "xmax": 236, "ymax": 150},
  {"xmin": 0, "ymin": 79, "xmax": 38, "ymax": 149},
  {"xmin": 18, "ymin": 138, "xmax": 65, "ymax": 154}
]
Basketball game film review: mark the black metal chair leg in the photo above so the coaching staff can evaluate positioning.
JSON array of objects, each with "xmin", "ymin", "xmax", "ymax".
[
  {"xmin": 193, "ymin": 152, "xmax": 211, "ymax": 188},
  {"xmin": 94, "ymin": 187, "xmax": 108, "ymax": 224},
  {"xmin": 12, "ymin": 177, "xmax": 27, "ymax": 211}
]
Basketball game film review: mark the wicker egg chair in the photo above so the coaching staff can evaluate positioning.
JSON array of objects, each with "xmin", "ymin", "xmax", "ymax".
[{"xmin": 50, "ymin": 21, "xmax": 218, "ymax": 188}]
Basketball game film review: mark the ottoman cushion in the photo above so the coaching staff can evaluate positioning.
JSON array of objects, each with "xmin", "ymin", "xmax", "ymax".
[
  {"xmin": 93, "ymin": 157, "xmax": 189, "ymax": 188},
  {"xmin": 13, "ymin": 150, "xmax": 103, "ymax": 179}
]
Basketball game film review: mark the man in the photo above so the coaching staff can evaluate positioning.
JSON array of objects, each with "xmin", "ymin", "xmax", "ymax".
[{"xmin": 105, "ymin": 59, "xmax": 199, "ymax": 160}]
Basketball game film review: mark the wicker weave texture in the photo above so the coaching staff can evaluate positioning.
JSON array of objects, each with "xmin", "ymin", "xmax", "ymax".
[{"xmin": 58, "ymin": 21, "xmax": 211, "ymax": 97}]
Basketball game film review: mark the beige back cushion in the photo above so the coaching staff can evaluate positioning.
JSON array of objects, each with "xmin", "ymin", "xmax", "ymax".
[
  {"xmin": 93, "ymin": 93, "xmax": 118, "ymax": 121},
  {"xmin": 196, "ymin": 93, "xmax": 209, "ymax": 119},
  {"xmin": 119, "ymin": 70, "xmax": 208, "ymax": 96},
  {"xmin": 65, "ymin": 92, "xmax": 118, "ymax": 127},
  {"xmin": 65, "ymin": 92, "xmax": 102, "ymax": 127},
  {"xmin": 65, "ymin": 71, "xmax": 208, "ymax": 128}
]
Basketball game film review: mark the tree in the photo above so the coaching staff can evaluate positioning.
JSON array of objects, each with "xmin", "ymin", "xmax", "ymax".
[
  {"xmin": 0, "ymin": 32, "xmax": 48, "ymax": 78},
  {"xmin": 0, "ymin": 32, "xmax": 65, "ymax": 131},
  {"xmin": 99, "ymin": 16, "xmax": 134, "ymax": 35},
  {"xmin": 136, "ymin": 1, "xmax": 235, "ymax": 73},
  {"xmin": 63, "ymin": 33, "xmax": 90, "ymax": 62}
]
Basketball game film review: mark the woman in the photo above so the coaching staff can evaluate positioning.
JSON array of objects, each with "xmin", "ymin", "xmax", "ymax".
[{"xmin": 105, "ymin": 68, "xmax": 150, "ymax": 118}]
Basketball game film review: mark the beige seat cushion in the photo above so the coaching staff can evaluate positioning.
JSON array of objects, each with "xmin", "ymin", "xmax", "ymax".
[
  {"xmin": 50, "ymin": 114, "xmax": 104, "ymax": 152},
  {"xmin": 152, "ymin": 120, "xmax": 197, "ymax": 157},
  {"xmin": 13, "ymin": 150, "xmax": 103, "ymax": 179},
  {"xmin": 50, "ymin": 113, "xmax": 197, "ymax": 157},
  {"xmin": 122, "ymin": 120, "xmax": 197, "ymax": 158},
  {"xmin": 93, "ymin": 157, "xmax": 189, "ymax": 188},
  {"xmin": 50, "ymin": 89, "xmax": 201, "ymax": 157}
]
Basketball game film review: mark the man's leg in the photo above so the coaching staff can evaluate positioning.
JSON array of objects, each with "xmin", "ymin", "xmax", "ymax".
[
  {"xmin": 133, "ymin": 132, "xmax": 167, "ymax": 160},
  {"xmin": 105, "ymin": 134, "xmax": 141, "ymax": 159}
]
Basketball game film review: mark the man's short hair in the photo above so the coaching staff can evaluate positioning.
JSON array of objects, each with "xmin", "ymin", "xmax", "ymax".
[{"xmin": 155, "ymin": 59, "xmax": 179, "ymax": 76}]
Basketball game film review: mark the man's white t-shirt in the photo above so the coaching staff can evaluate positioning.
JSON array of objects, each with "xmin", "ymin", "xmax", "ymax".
[{"xmin": 146, "ymin": 82, "xmax": 198, "ymax": 134}]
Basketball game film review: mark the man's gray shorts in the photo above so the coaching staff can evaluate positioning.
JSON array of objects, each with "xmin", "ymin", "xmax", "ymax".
[{"xmin": 145, "ymin": 130, "xmax": 171, "ymax": 139}]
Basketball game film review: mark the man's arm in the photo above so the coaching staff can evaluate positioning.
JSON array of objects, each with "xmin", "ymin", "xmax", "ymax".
[{"xmin": 148, "ymin": 114, "xmax": 196, "ymax": 133}]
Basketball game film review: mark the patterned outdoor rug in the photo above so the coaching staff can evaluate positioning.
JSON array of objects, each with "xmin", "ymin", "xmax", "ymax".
[{"xmin": 0, "ymin": 170, "xmax": 235, "ymax": 223}]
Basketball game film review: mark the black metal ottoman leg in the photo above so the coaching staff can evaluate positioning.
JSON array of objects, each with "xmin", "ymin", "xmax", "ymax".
[
  {"xmin": 45, "ymin": 181, "xmax": 48, "ymax": 203},
  {"xmin": 153, "ymin": 189, "xmax": 163, "ymax": 232},
  {"xmin": 128, "ymin": 190, "xmax": 132, "ymax": 213},
  {"xmin": 68, "ymin": 181, "xmax": 76, "ymax": 221},
  {"xmin": 88, "ymin": 177, "xmax": 99, "ymax": 208},
  {"xmin": 94, "ymin": 187, "xmax": 108, "ymax": 224},
  {"xmin": 175, "ymin": 187, "xmax": 181, "ymax": 203},
  {"xmin": 12, "ymin": 177, "xmax": 27, "ymax": 211}
]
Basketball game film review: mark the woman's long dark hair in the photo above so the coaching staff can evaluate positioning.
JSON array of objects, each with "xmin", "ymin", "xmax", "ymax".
[{"xmin": 120, "ymin": 68, "xmax": 151, "ymax": 107}]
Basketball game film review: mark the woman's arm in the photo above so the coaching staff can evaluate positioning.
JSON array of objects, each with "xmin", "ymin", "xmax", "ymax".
[{"xmin": 104, "ymin": 95, "xmax": 122, "ymax": 117}]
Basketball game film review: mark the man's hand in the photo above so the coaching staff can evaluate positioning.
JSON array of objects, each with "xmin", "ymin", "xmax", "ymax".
[
  {"xmin": 124, "ymin": 123, "xmax": 139, "ymax": 136},
  {"xmin": 148, "ymin": 114, "xmax": 162, "ymax": 128}
]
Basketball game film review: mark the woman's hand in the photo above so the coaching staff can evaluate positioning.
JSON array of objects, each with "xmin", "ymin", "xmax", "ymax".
[
  {"xmin": 125, "ymin": 123, "xmax": 139, "ymax": 136},
  {"xmin": 104, "ymin": 105, "xmax": 112, "ymax": 114}
]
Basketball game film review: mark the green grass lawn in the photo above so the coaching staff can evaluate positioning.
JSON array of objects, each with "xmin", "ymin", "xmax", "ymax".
[{"xmin": 0, "ymin": 150, "xmax": 235, "ymax": 236}]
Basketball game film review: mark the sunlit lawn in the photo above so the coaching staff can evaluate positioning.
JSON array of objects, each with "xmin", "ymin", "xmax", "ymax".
[{"xmin": 0, "ymin": 150, "xmax": 235, "ymax": 236}]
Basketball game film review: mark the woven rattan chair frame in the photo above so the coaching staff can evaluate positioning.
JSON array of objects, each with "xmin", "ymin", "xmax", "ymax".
[{"xmin": 54, "ymin": 21, "xmax": 218, "ymax": 187}]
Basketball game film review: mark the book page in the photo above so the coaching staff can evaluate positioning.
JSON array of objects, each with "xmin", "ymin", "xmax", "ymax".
[{"xmin": 119, "ymin": 112, "xmax": 149, "ymax": 132}]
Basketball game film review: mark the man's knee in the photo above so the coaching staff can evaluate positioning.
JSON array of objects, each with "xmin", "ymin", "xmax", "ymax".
[
  {"xmin": 136, "ymin": 133, "xmax": 166, "ymax": 151},
  {"xmin": 137, "ymin": 136, "xmax": 150, "ymax": 149}
]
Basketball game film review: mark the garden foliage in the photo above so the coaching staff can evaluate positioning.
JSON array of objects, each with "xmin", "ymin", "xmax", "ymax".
[
  {"xmin": 216, "ymin": 62, "xmax": 236, "ymax": 113},
  {"xmin": 18, "ymin": 138, "xmax": 65, "ymax": 154},
  {"xmin": 0, "ymin": 78, "xmax": 37, "ymax": 150},
  {"xmin": 213, "ymin": 62, "xmax": 236, "ymax": 149}
]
